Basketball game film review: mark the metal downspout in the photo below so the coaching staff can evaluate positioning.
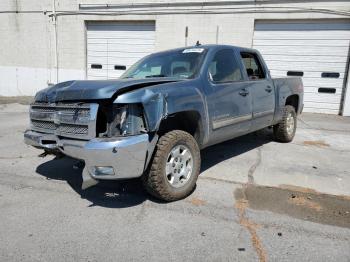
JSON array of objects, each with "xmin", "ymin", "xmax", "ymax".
[{"xmin": 52, "ymin": 0, "xmax": 58, "ymax": 83}]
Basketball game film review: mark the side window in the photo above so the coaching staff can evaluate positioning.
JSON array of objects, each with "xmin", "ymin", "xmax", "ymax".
[
  {"xmin": 240, "ymin": 52, "xmax": 265, "ymax": 80},
  {"xmin": 208, "ymin": 49, "xmax": 243, "ymax": 83}
]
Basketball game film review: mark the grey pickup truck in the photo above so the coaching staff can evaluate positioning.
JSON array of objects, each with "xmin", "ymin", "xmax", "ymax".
[{"xmin": 24, "ymin": 44, "xmax": 303, "ymax": 201}]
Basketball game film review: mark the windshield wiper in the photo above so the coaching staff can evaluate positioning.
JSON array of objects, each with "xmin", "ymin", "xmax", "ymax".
[{"xmin": 145, "ymin": 74, "xmax": 167, "ymax": 78}]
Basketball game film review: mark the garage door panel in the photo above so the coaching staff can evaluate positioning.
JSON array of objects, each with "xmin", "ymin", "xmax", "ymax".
[
  {"xmin": 270, "ymin": 70, "xmax": 346, "ymax": 80},
  {"xmin": 303, "ymin": 107, "xmax": 339, "ymax": 114},
  {"xmin": 254, "ymin": 21, "xmax": 350, "ymax": 114},
  {"xmin": 87, "ymin": 56, "xmax": 107, "ymax": 64},
  {"xmin": 87, "ymin": 44, "xmax": 108, "ymax": 52},
  {"xmin": 88, "ymin": 38, "xmax": 155, "ymax": 45},
  {"xmin": 267, "ymin": 66, "xmax": 345, "ymax": 75},
  {"xmin": 87, "ymin": 59, "xmax": 139, "ymax": 68},
  {"xmin": 254, "ymin": 31, "xmax": 350, "ymax": 40},
  {"xmin": 304, "ymin": 101, "xmax": 340, "ymax": 110},
  {"xmin": 88, "ymin": 31, "xmax": 155, "ymax": 39},
  {"xmin": 255, "ymin": 22, "xmax": 350, "ymax": 30},
  {"xmin": 107, "ymin": 72, "xmax": 126, "ymax": 79},
  {"xmin": 304, "ymin": 88, "xmax": 343, "ymax": 96},
  {"xmin": 87, "ymin": 63, "xmax": 134, "ymax": 71},
  {"xmin": 87, "ymin": 69, "xmax": 107, "ymax": 78},
  {"xmin": 87, "ymin": 51, "xmax": 146, "ymax": 59},
  {"xmin": 266, "ymin": 61, "xmax": 346, "ymax": 73},
  {"xmin": 87, "ymin": 22, "xmax": 155, "ymax": 79},
  {"xmin": 304, "ymin": 90, "xmax": 343, "ymax": 98},
  {"xmin": 87, "ymin": 76, "xmax": 108, "ymax": 80},
  {"xmin": 87, "ymin": 43, "xmax": 154, "ymax": 51},
  {"xmin": 88, "ymin": 23, "xmax": 155, "ymax": 30},
  {"xmin": 87, "ymin": 39, "xmax": 108, "ymax": 45},
  {"xmin": 87, "ymin": 45, "xmax": 154, "ymax": 53},
  {"xmin": 106, "ymin": 45, "xmax": 154, "ymax": 53},
  {"xmin": 255, "ymin": 45, "xmax": 348, "ymax": 56},
  {"xmin": 304, "ymin": 93, "xmax": 341, "ymax": 103},
  {"xmin": 254, "ymin": 39, "xmax": 349, "ymax": 47},
  {"xmin": 302, "ymin": 78, "xmax": 344, "ymax": 88},
  {"xmin": 263, "ymin": 55, "xmax": 348, "ymax": 64},
  {"xmin": 105, "ymin": 57, "xmax": 142, "ymax": 65}
]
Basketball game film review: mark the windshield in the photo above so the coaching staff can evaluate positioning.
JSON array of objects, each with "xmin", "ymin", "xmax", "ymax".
[{"xmin": 121, "ymin": 48, "xmax": 207, "ymax": 79}]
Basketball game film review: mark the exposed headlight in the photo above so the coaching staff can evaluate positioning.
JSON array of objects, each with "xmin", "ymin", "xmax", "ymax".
[{"xmin": 106, "ymin": 104, "xmax": 146, "ymax": 137}]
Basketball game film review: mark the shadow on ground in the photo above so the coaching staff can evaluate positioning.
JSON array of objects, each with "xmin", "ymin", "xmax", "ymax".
[
  {"xmin": 201, "ymin": 128, "xmax": 273, "ymax": 172},
  {"xmin": 35, "ymin": 128, "xmax": 274, "ymax": 208},
  {"xmin": 36, "ymin": 157, "xmax": 149, "ymax": 208}
]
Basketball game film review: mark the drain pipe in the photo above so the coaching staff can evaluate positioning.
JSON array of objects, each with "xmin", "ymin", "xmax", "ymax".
[
  {"xmin": 52, "ymin": 0, "xmax": 58, "ymax": 83},
  {"xmin": 216, "ymin": 25, "xmax": 219, "ymax": 44}
]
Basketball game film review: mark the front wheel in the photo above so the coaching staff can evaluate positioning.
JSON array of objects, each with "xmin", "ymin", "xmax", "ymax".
[
  {"xmin": 273, "ymin": 105, "xmax": 297, "ymax": 142},
  {"xmin": 143, "ymin": 130, "xmax": 201, "ymax": 202}
]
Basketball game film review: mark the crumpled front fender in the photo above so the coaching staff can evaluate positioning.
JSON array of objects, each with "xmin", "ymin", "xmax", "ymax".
[{"xmin": 114, "ymin": 89, "xmax": 166, "ymax": 132}]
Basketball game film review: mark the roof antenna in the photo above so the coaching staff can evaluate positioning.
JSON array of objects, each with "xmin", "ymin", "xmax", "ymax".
[{"xmin": 195, "ymin": 41, "xmax": 201, "ymax": 46}]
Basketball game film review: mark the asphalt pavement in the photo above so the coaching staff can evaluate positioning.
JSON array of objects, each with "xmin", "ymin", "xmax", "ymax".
[{"xmin": 0, "ymin": 103, "xmax": 349, "ymax": 262}]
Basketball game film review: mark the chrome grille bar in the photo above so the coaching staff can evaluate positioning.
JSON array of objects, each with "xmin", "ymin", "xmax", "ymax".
[{"xmin": 29, "ymin": 103, "xmax": 99, "ymax": 140}]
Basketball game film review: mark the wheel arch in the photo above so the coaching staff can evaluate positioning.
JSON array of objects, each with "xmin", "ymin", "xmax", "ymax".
[
  {"xmin": 157, "ymin": 110, "xmax": 204, "ymax": 146},
  {"xmin": 285, "ymin": 94, "xmax": 299, "ymax": 113}
]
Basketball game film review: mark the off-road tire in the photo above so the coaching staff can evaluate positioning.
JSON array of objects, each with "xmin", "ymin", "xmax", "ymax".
[
  {"xmin": 143, "ymin": 130, "xmax": 201, "ymax": 202},
  {"xmin": 273, "ymin": 105, "xmax": 297, "ymax": 143}
]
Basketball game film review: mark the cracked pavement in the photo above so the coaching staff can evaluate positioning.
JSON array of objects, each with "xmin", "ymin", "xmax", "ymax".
[{"xmin": 0, "ymin": 103, "xmax": 350, "ymax": 262}]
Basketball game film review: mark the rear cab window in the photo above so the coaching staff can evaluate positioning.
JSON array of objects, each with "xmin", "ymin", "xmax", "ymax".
[{"xmin": 240, "ymin": 52, "xmax": 266, "ymax": 80}]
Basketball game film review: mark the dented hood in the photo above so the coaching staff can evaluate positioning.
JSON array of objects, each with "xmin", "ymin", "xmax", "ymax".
[{"xmin": 34, "ymin": 78, "xmax": 182, "ymax": 102}]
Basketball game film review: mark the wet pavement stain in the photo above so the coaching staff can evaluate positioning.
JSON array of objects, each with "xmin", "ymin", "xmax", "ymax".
[
  {"xmin": 235, "ymin": 183, "xmax": 267, "ymax": 262},
  {"xmin": 234, "ymin": 185, "xmax": 350, "ymax": 228},
  {"xmin": 303, "ymin": 140, "xmax": 330, "ymax": 147},
  {"xmin": 288, "ymin": 195, "xmax": 322, "ymax": 211},
  {"xmin": 188, "ymin": 197, "xmax": 206, "ymax": 206},
  {"xmin": 235, "ymin": 197, "xmax": 267, "ymax": 262}
]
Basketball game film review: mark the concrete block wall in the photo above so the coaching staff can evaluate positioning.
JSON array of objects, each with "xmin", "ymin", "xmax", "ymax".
[{"xmin": 156, "ymin": 14, "xmax": 254, "ymax": 49}]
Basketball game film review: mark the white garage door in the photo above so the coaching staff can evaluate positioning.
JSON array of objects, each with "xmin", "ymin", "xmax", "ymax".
[
  {"xmin": 253, "ymin": 21, "xmax": 350, "ymax": 114},
  {"xmin": 87, "ymin": 22, "xmax": 155, "ymax": 80}
]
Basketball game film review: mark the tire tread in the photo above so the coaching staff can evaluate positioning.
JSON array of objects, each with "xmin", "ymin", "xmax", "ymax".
[
  {"xmin": 273, "ymin": 105, "xmax": 296, "ymax": 143},
  {"xmin": 143, "ymin": 130, "xmax": 200, "ymax": 201}
]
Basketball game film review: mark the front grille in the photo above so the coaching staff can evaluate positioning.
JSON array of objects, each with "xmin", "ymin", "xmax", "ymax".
[
  {"xmin": 58, "ymin": 124, "xmax": 88, "ymax": 135},
  {"xmin": 30, "ymin": 102, "xmax": 99, "ymax": 139},
  {"xmin": 31, "ymin": 120, "xmax": 56, "ymax": 131},
  {"xmin": 30, "ymin": 107, "xmax": 55, "ymax": 113}
]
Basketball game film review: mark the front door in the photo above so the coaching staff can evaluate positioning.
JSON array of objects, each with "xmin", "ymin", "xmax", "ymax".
[{"xmin": 206, "ymin": 48, "xmax": 253, "ymax": 144}]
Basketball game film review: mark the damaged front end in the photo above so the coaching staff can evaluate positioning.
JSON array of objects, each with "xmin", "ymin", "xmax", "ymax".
[{"xmin": 24, "ymin": 89, "xmax": 166, "ymax": 190}]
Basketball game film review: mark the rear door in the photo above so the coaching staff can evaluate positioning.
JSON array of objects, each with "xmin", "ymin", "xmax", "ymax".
[
  {"xmin": 206, "ymin": 48, "xmax": 252, "ymax": 143},
  {"xmin": 240, "ymin": 51, "xmax": 275, "ymax": 129}
]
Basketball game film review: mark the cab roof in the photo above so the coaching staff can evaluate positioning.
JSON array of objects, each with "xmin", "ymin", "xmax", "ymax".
[{"xmin": 158, "ymin": 44, "xmax": 259, "ymax": 54}]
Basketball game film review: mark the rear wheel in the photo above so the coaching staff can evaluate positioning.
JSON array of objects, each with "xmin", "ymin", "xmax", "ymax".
[
  {"xmin": 143, "ymin": 130, "xmax": 201, "ymax": 202},
  {"xmin": 273, "ymin": 105, "xmax": 297, "ymax": 142}
]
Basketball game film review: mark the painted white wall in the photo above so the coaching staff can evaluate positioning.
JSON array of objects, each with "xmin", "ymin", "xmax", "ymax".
[{"xmin": 0, "ymin": 66, "xmax": 85, "ymax": 96}]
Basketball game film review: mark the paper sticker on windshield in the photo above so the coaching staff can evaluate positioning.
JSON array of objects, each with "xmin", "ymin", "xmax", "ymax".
[{"xmin": 182, "ymin": 48, "xmax": 204, "ymax": 53}]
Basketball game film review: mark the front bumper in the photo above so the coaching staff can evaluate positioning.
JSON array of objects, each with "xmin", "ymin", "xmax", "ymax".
[{"xmin": 24, "ymin": 129, "xmax": 152, "ymax": 181}]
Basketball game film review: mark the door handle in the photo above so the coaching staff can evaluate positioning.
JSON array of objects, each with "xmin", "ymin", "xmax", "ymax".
[
  {"xmin": 265, "ymin": 86, "xmax": 272, "ymax": 93},
  {"xmin": 239, "ymin": 89, "xmax": 249, "ymax": 97}
]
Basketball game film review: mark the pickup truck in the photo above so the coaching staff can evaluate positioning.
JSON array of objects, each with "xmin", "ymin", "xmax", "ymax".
[{"xmin": 24, "ymin": 44, "xmax": 303, "ymax": 201}]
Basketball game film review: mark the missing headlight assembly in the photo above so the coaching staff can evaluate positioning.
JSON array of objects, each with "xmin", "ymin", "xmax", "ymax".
[{"xmin": 97, "ymin": 103, "xmax": 147, "ymax": 138}]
